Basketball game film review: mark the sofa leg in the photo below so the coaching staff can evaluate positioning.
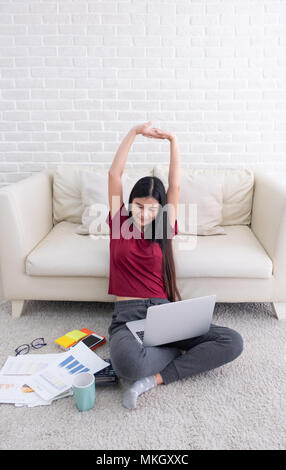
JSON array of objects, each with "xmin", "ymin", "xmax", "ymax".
[
  {"xmin": 272, "ymin": 302, "xmax": 286, "ymax": 320},
  {"xmin": 11, "ymin": 300, "xmax": 25, "ymax": 318}
]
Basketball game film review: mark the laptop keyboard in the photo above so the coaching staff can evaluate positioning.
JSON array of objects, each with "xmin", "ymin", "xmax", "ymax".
[{"xmin": 136, "ymin": 330, "xmax": 144, "ymax": 342}]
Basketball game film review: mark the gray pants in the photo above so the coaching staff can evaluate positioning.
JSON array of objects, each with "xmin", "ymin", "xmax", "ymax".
[{"xmin": 108, "ymin": 297, "xmax": 244, "ymax": 385}]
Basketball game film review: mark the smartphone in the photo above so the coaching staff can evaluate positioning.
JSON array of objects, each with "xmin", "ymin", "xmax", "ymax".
[{"xmin": 81, "ymin": 333, "xmax": 106, "ymax": 351}]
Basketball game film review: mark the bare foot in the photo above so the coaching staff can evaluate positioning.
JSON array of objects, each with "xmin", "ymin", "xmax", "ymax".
[
  {"xmin": 154, "ymin": 373, "xmax": 164, "ymax": 385},
  {"xmin": 154, "ymin": 351, "xmax": 186, "ymax": 386}
]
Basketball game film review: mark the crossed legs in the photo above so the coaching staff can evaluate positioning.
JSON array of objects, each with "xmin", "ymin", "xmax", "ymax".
[{"xmin": 110, "ymin": 323, "xmax": 244, "ymax": 387}]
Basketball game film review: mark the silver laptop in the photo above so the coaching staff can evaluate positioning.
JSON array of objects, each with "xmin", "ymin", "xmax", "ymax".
[{"xmin": 126, "ymin": 294, "xmax": 216, "ymax": 347}]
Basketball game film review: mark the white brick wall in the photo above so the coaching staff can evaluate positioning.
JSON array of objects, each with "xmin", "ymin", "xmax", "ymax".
[{"xmin": 0, "ymin": 0, "xmax": 286, "ymax": 188}]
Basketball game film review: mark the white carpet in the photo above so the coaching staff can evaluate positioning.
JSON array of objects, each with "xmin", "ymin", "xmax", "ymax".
[{"xmin": 0, "ymin": 299, "xmax": 285, "ymax": 450}]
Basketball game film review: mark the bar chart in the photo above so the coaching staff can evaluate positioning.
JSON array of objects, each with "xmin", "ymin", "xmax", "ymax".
[{"xmin": 58, "ymin": 354, "xmax": 90, "ymax": 375}]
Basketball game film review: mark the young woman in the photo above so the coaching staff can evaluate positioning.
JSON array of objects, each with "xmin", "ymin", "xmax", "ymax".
[{"xmin": 106, "ymin": 121, "xmax": 243, "ymax": 409}]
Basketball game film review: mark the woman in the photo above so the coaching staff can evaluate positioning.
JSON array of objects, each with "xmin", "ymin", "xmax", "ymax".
[{"xmin": 106, "ymin": 121, "xmax": 243, "ymax": 409}]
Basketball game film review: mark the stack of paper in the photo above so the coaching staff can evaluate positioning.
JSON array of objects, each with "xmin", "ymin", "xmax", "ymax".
[
  {"xmin": 0, "ymin": 342, "xmax": 109, "ymax": 407},
  {"xmin": 0, "ymin": 353, "xmax": 70, "ymax": 407}
]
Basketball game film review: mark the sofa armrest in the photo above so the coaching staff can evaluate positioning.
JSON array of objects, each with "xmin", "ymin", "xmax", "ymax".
[
  {"xmin": 251, "ymin": 171, "xmax": 286, "ymax": 288},
  {"xmin": 0, "ymin": 170, "xmax": 53, "ymax": 293}
]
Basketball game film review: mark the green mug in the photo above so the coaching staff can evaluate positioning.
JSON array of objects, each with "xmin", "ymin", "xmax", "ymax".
[{"xmin": 72, "ymin": 372, "xmax": 96, "ymax": 412}]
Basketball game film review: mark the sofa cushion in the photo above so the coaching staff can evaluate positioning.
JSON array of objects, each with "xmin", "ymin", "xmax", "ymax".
[
  {"xmin": 25, "ymin": 222, "xmax": 272, "ymax": 279},
  {"xmin": 26, "ymin": 221, "xmax": 109, "ymax": 277},
  {"xmin": 154, "ymin": 165, "xmax": 254, "ymax": 227},
  {"xmin": 173, "ymin": 225, "xmax": 272, "ymax": 278},
  {"xmin": 53, "ymin": 164, "xmax": 153, "ymax": 227},
  {"xmin": 75, "ymin": 170, "xmax": 109, "ymax": 235},
  {"xmin": 53, "ymin": 164, "xmax": 96, "ymax": 225},
  {"xmin": 53, "ymin": 164, "xmax": 254, "ymax": 232},
  {"xmin": 157, "ymin": 170, "xmax": 226, "ymax": 236},
  {"xmin": 75, "ymin": 167, "xmax": 153, "ymax": 235}
]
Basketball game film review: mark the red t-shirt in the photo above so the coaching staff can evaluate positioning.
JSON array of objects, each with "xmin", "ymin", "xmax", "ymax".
[{"xmin": 106, "ymin": 202, "xmax": 178, "ymax": 298}]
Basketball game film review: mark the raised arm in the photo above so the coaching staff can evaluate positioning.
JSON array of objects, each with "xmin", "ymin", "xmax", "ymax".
[
  {"xmin": 108, "ymin": 121, "xmax": 157, "ymax": 219},
  {"xmin": 166, "ymin": 136, "xmax": 181, "ymax": 227},
  {"xmin": 151, "ymin": 128, "xmax": 181, "ymax": 227},
  {"xmin": 168, "ymin": 136, "xmax": 181, "ymax": 188},
  {"xmin": 109, "ymin": 128, "xmax": 136, "ymax": 179},
  {"xmin": 108, "ymin": 128, "xmax": 137, "ymax": 219}
]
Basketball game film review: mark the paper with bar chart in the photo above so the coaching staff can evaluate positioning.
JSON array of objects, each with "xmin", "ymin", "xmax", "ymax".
[
  {"xmin": 26, "ymin": 342, "xmax": 109, "ymax": 401},
  {"xmin": 0, "ymin": 353, "xmax": 61, "ymax": 376}
]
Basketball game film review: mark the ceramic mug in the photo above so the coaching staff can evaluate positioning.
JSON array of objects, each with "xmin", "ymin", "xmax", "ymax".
[{"xmin": 72, "ymin": 372, "xmax": 96, "ymax": 412}]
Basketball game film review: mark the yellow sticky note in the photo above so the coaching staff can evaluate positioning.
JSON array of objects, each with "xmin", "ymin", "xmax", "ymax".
[
  {"xmin": 66, "ymin": 330, "xmax": 86, "ymax": 342},
  {"xmin": 55, "ymin": 335, "xmax": 75, "ymax": 348}
]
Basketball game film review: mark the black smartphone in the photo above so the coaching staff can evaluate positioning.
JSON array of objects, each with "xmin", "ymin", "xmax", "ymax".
[{"xmin": 81, "ymin": 334, "xmax": 105, "ymax": 350}]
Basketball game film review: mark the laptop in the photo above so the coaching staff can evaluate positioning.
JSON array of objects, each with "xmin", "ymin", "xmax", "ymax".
[{"xmin": 126, "ymin": 294, "xmax": 216, "ymax": 347}]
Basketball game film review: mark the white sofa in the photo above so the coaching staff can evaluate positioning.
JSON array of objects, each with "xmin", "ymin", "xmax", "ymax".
[{"xmin": 0, "ymin": 164, "xmax": 285, "ymax": 320}]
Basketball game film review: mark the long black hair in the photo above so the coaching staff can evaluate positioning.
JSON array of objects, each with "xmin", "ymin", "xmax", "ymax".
[{"xmin": 127, "ymin": 176, "xmax": 181, "ymax": 303}]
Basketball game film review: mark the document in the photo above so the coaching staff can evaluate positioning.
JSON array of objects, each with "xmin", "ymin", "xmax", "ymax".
[
  {"xmin": 0, "ymin": 376, "xmax": 31, "ymax": 404},
  {"xmin": 0, "ymin": 353, "xmax": 62, "ymax": 376},
  {"xmin": 26, "ymin": 341, "xmax": 109, "ymax": 401},
  {"xmin": 0, "ymin": 356, "xmax": 73, "ymax": 407}
]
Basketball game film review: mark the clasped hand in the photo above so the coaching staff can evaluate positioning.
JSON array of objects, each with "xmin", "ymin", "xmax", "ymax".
[{"xmin": 132, "ymin": 121, "xmax": 176, "ymax": 142}]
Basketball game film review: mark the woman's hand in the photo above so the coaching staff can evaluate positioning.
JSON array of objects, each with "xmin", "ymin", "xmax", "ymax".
[
  {"xmin": 149, "ymin": 128, "xmax": 176, "ymax": 142},
  {"xmin": 132, "ymin": 121, "xmax": 176, "ymax": 142},
  {"xmin": 132, "ymin": 121, "xmax": 155, "ymax": 137}
]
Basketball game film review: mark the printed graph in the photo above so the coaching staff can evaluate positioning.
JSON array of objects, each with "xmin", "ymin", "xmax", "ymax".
[{"xmin": 58, "ymin": 355, "xmax": 90, "ymax": 375}]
